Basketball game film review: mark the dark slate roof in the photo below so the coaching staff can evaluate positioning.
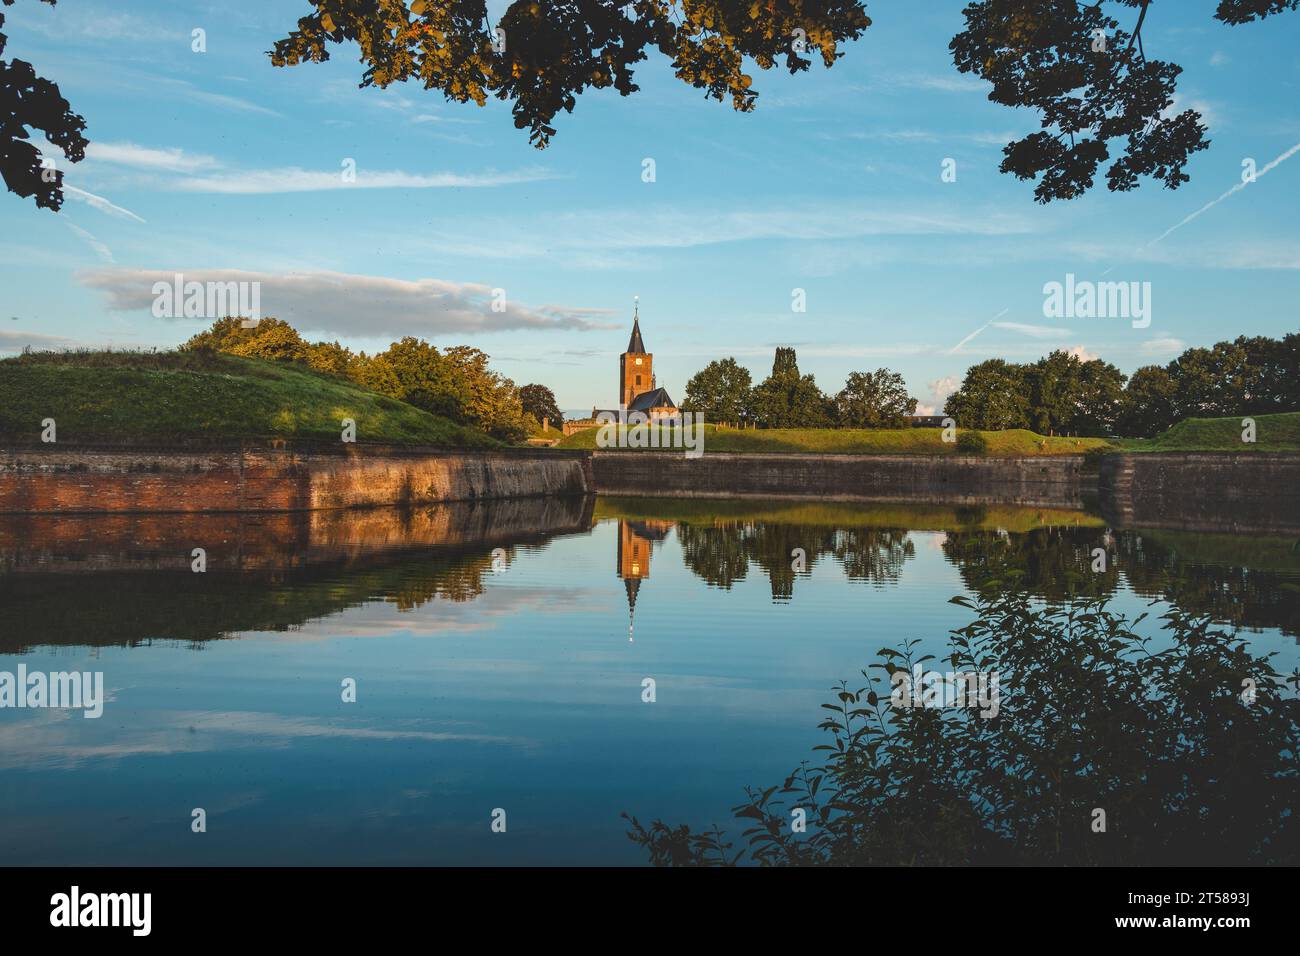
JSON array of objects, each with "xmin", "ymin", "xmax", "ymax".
[
  {"xmin": 625, "ymin": 317, "xmax": 646, "ymax": 354},
  {"xmin": 628, "ymin": 387, "xmax": 676, "ymax": 412}
]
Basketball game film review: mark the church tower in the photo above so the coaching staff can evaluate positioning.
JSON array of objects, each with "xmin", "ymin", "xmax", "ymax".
[{"xmin": 619, "ymin": 297, "xmax": 651, "ymax": 409}]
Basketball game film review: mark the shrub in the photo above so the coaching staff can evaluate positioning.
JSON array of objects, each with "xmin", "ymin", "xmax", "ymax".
[
  {"xmin": 956, "ymin": 430, "xmax": 988, "ymax": 454},
  {"xmin": 625, "ymin": 585, "xmax": 1300, "ymax": 865}
]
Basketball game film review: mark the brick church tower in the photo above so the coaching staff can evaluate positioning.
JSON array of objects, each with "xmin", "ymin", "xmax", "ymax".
[{"xmin": 619, "ymin": 298, "xmax": 651, "ymax": 409}]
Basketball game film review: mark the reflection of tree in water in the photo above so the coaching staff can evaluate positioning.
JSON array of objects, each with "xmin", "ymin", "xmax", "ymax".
[
  {"xmin": 749, "ymin": 524, "xmax": 837, "ymax": 601},
  {"xmin": 674, "ymin": 522, "xmax": 913, "ymax": 600},
  {"xmin": 388, "ymin": 552, "xmax": 504, "ymax": 610},
  {"xmin": 0, "ymin": 547, "xmax": 516, "ymax": 652},
  {"xmin": 627, "ymin": 586, "xmax": 1300, "ymax": 866},
  {"xmin": 834, "ymin": 529, "xmax": 915, "ymax": 585},
  {"xmin": 942, "ymin": 527, "xmax": 1120, "ymax": 601},
  {"xmin": 941, "ymin": 526, "xmax": 1300, "ymax": 638},
  {"xmin": 676, "ymin": 522, "xmax": 754, "ymax": 590},
  {"xmin": 1116, "ymin": 531, "xmax": 1300, "ymax": 640}
]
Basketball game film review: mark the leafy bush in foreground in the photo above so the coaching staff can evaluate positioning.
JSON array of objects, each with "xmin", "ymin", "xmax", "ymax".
[{"xmin": 626, "ymin": 581, "xmax": 1300, "ymax": 865}]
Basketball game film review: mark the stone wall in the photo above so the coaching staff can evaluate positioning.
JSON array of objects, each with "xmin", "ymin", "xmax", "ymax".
[
  {"xmin": 1099, "ymin": 452, "xmax": 1300, "ymax": 534},
  {"xmin": 3, "ymin": 443, "xmax": 1298, "ymax": 535},
  {"xmin": 591, "ymin": 451, "xmax": 1094, "ymax": 510},
  {"xmin": 0, "ymin": 443, "xmax": 591, "ymax": 514}
]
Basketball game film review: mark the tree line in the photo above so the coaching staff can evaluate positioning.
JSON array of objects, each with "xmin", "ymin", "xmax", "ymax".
[
  {"xmin": 684, "ymin": 348, "xmax": 918, "ymax": 429},
  {"xmin": 684, "ymin": 334, "xmax": 1299, "ymax": 437},
  {"xmin": 946, "ymin": 333, "xmax": 1300, "ymax": 437},
  {"xmin": 182, "ymin": 317, "xmax": 560, "ymax": 443}
]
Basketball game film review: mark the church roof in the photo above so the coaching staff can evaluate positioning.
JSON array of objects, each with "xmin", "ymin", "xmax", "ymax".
[
  {"xmin": 625, "ymin": 317, "xmax": 646, "ymax": 355},
  {"xmin": 628, "ymin": 387, "xmax": 676, "ymax": 412}
]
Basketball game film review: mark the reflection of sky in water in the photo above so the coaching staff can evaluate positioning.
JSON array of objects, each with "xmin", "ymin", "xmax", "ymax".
[{"xmin": 1, "ymin": 516, "xmax": 1297, "ymax": 865}]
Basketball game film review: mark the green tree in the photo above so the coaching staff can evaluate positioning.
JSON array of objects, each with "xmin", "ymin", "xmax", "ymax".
[
  {"xmin": 1169, "ymin": 340, "xmax": 1251, "ymax": 418},
  {"xmin": 519, "ymin": 383, "xmax": 563, "ymax": 428},
  {"xmin": 944, "ymin": 359, "xmax": 1029, "ymax": 430},
  {"xmin": 1117, "ymin": 364, "xmax": 1178, "ymax": 437},
  {"xmin": 833, "ymin": 368, "xmax": 918, "ymax": 428},
  {"xmin": 225, "ymin": 321, "xmax": 310, "ymax": 363},
  {"xmin": 683, "ymin": 357, "xmax": 752, "ymax": 425},
  {"xmin": 1, "ymin": 0, "xmax": 87, "ymax": 210},
  {"xmin": 181, "ymin": 317, "xmax": 309, "ymax": 362},
  {"xmin": 1024, "ymin": 350, "xmax": 1125, "ymax": 435},
  {"xmin": 304, "ymin": 340, "xmax": 358, "ymax": 378},
  {"xmin": 749, "ymin": 348, "xmax": 830, "ymax": 428},
  {"xmin": 269, "ymin": 1, "xmax": 1299, "ymax": 199},
  {"xmin": 271, "ymin": 0, "xmax": 871, "ymax": 150}
]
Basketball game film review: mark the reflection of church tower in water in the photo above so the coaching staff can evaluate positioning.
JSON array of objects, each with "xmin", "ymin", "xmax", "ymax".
[{"xmin": 616, "ymin": 519, "xmax": 672, "ymax": 642}]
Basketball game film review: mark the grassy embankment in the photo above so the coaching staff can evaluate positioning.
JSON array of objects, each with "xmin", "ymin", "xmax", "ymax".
[
  {"xmin": 558, "ymin": 412, "xmax": 1300, "ymax": 455},
  {"xmin": 558, "ymin": 423, "xmax": 1107, "ymax": 455},
  {"xmin": 0, "ymin": 350, "xmax": 497, "ymax": 447},
  {"xmin": 1113, "ymin": 411, "xmax": 1300, "ymax": 452}
]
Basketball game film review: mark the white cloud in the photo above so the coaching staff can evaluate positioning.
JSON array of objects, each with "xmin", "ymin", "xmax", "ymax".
[
  {"xmin": 78, "ymin": 268, "xmax": 619, "ymax": 337},
  {"xmin": 991, "ymin": 321, "xmax": 1070, "ymax": 339},
  {"xmin": 0, "ymin": 328, "xmax": 81, "ymax": 354},
  {"xmin": 171, "ymin": 165, "xmax": 557, "ymax": 194},
  {"xmin": 890, "ymin": 73, "xmax": 986, "ymax": 94},
  {"xmin": 1139, "ymin": 336, "xmax": 1186, "ymax": 356},
  {"xmin": 1065, "ymin": 344, "xmax": 1098, "ymax": 362},
  {"xmin": 1210, "ymin": 51, "xmax": 1229, "ymax": 67},
  {"xmin": 85, "ymin": 141, "xmax": 220, "ymax": 173},
  {"xmin": 928, "ymin": 375, "xmax": 960, "ymax": 404},
  {"xmin": 415, "ymin": 202, "xmax": 1035, "ymax": 263}
]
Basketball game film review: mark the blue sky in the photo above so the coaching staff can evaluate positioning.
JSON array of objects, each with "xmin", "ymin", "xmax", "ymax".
[{"xmin": 3, "ymin": 0, "xmax": 1298, "ymax": 412}]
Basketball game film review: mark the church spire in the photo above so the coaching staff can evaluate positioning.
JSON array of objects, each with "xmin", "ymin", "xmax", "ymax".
[
  {"xmin": 626, "ymin": 296, "xmax": 646, "ymax": 354},
  {"xmin": 625, "ymin": 577, "xmax": 640, "ymax": 643}
]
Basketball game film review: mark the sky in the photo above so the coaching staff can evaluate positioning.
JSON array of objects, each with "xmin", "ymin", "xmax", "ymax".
[{"xmin": 2, "ymin": 0, "xmax": 1298, "ymax": 414}]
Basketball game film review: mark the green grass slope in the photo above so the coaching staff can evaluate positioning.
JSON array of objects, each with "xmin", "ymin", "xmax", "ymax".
[
  {"xmin": 556, "ymin": 423, "xmax": 1108, "ymax": 456},
  {"xmin": 0, "ymin": 350, "xmax": 497, "ymax": 447},
  {"xmin": 1115, "ymin": 411, "xmax": 1300, "ymax": 452}
]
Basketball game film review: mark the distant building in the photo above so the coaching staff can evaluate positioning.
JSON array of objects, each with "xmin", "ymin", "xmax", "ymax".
[
  {"xmin": 908, "ymin": 415, "xmax": 950, "ymax": 428},
  {"xmin": 563, "ymin": 301, "xmax": 680, "ymax": 437}
]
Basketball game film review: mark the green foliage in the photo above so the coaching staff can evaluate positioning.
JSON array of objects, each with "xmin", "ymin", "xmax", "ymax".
[
  {"xmin": 833, "ymin": 368, "xmax": 917, "ymax": 428},
  {"xmin": 945, "ymin": 351, "xmax": 1124, "ymax": 435},
  {"xmin": 266, "ymin": 2, "xmax": 1299, "ymax": 198},
  {"xmin": 943, "ymin": 358, "xmax": 1030, "ymax": 431},
  {"xmin": 0, "ymin": 0, "xmax": 88, "ymax": 210},
  {"xmin": 270, "ymin": 0, "xmax": 871, "ymax": 149},
  {"xmin": 1116, "ymin": 333, "xmax": 1300, "ymax": 437},
  {"xmin": 956, "ymin": 430, "xmax": 988, "ymax": 454},
  {"xmin": 749, "ymin": 348, "xmax": 831, "ymax": 428},
  {"xmin": 627, "ymin": 585, "xmax": 1300, "ymax": 864},
  {"xmin": 951, "ymin": 0, "xmax": 1211, "ymax": 202},
  {"xmin": 518, "ymin": 383, "xmax": 563, "ymax": 428},
  {"xmin": 181, "ymin": 318, "xmax": 531, "ymax": 443},
  {"xmin": 0, "ymin": 349, "xmax": 497, "ymax": 447},
  {"xmin": 683, "ymin": 357, "xmax": 752, "ymax": 424}
]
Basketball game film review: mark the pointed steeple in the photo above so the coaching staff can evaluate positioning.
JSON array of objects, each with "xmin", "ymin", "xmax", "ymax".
[
  {"xmin": 626, "ymin": 296, "xmax": 646, "ymax": 354},
  {"xmin": 625, "ymin": 577, "xmax": 640, "ymax": 643}
]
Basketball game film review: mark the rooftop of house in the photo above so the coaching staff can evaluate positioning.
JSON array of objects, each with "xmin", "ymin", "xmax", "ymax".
[{"xmin": 627, "ymin": 387, "xmax": 676, "ymax": 412}]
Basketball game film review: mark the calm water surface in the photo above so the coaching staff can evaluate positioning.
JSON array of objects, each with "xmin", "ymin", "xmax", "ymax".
[{"xmin": 1, "ymin": 496, "xmax": 1296, "ymax": 865}]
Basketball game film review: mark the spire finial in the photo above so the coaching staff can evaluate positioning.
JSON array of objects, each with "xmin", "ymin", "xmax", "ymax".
[{"xmin": 633, "ymin": 295, "xmax": 639, "ymax": 321}]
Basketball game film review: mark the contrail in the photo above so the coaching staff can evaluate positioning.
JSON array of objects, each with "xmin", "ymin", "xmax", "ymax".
[
  {"xmin": 946, "ymin": 308, "xmax": 1009, "ymax": 354},
  {"xmin": 1144, "ymin": 141, "xmax": 1300, "ymax": 249}
]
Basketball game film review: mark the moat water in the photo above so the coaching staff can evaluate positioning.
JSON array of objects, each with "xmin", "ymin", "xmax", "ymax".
[{"xmin": 1, "ymin": 496, "xmax": 1296, "ymax": 865}]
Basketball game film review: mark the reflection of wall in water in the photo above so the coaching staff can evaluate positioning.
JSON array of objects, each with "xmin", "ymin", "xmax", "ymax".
[{"xmin": 616, "ymin": 519, "xmax": 673, "ymax": 642}]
